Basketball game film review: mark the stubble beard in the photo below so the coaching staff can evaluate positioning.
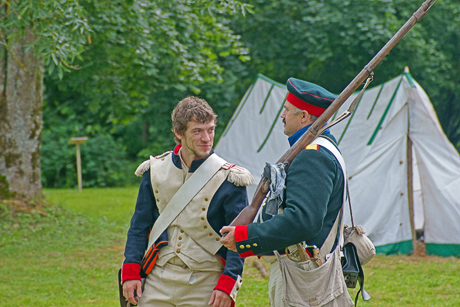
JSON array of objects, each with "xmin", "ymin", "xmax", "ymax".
[
  {"xmin": 183, "ymin": 139, "xmax": 212, "ymax": 160},
  {"xmin": 192, "ymin": 148, "xmax": 210, "ymax": 160}
]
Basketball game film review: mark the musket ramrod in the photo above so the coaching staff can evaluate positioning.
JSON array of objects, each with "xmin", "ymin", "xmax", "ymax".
[{"xmin": 230, "ymin": 0, "xmax": 438, "ymax": 227}]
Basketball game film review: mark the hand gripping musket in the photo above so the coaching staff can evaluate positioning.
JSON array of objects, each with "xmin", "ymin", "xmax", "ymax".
[{"xmin": 229, "ymin": 0, "xmax": 438, "ymax": 227}]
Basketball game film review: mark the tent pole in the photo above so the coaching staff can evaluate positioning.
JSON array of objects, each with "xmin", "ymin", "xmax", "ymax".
[{"xmin": 407, "ymin": 131, "xmax": 417, "ymax": 253}]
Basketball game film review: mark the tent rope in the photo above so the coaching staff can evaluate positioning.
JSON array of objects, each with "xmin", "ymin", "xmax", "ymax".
[
  {"xmin": 317, "ymin": 73, "xmax": 374, "ymax": 136},
  {"xmin": 347, "ymin": 181, "xmax": 355, "ymax": 228}
]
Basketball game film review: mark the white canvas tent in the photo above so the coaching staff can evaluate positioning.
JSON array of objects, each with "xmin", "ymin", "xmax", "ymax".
[{"xmin": 215, "ymin": 71, "xmax": 460, "ymax": 257}]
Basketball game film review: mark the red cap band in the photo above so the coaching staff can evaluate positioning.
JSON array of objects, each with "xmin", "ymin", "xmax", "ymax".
[{"xmin": 286, "ymin": 92, "xmax": 327, "ymax": 116}]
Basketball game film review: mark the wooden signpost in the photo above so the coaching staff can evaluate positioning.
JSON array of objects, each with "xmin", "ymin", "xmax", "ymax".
[{"xmin": 68, "ymin": 137, "xmax": 88, "ymax": 192}]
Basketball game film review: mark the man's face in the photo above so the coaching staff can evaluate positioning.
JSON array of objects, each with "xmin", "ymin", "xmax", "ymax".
[
  {"xmin": 176, "ymin": 120, "xmax": 215, "ymax": 160},
  {"xmin": 281, "ymin": 101, "xmax": 304, "ymax": 137}
]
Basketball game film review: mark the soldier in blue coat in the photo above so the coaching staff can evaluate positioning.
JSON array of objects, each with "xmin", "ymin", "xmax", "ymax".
[
  {"xmin": 221, "ymin": 78, "xmax": 354, "ymax": 306},
  {"xmin": 122, "ymin": 96, "xmax": 253, "ymax": 307}
]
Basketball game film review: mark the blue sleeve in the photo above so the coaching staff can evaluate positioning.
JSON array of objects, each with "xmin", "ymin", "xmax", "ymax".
[
  {"xmin": 124, "ymin": 170, "xmax": 159, "ymax": 264},
  {"xmin": 211, "ymin": 180, "xmax": 248, "ymax": 280}
]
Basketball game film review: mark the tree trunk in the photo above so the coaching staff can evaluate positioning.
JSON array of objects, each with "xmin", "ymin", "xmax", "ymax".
[{"xmin": 0, "ymin": 28, "xmax": 44, "ymax": 200}]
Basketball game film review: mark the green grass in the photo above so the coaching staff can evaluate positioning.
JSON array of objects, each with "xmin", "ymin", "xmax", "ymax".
[
  {"xmin": 0, "ymin": 205, "xmax": 125, "ymax": 306},
  {"xmin": 0, "ymin": 187, "xmax": 459, "ymax": 306},
  {"xmin": 43, "ymin": 186, "xmax": 139, "ymax": 225}
]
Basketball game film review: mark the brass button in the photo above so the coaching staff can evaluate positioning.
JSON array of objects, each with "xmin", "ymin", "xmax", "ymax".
[
  {"xmin": 156, "ymin": 199, "xmax": 160, "ymax": 202},
  {"xmin": 201, "ymin": 217, "xmax": 205, "ymax": 220},
  {"xmin": 161, "ymin": 158, "xmax": 165, "ymax": 161},
  {"xmin": 177, "ymin": 243, "xmax": 181, "ymax": 247},
  {"xmin": 239, "ymin": 245, "xmax": 245, "ymax": 249},
  {"xmin": 205, "ymin": 197, "xmax": 209, "ymax": 201},
  {"xmin": 209, "ymin": 233, "xmax": 213, "ymax": 236},
  {"xmin": 202, "ymin": 208, "xmax": 206, "ymax": 211},
  {"xmin": 246, "ymin": 244, "xmax": 251, "ymax": 248},
  {"xmin": 253, "ymin": 243, "xmax": 258, "ymax": 247},
  {"xmin": 155, "ymin": 190, "xmax": 159, "ymax": 193},
  {"xmin": 180, "ymin": 229, "xmax": 184, "ymax": 233},
  {"xmin": 176, "ymin": 249, "xmax": 180, "ymax": 253},
  {"xmin": 216, "ymin": 238, "xmax": 220, "ymax": 241},
  {"xmin": 203, "ymin": 225, "xmax": 208, "ymax": 229},
  {"xmin": 178, "ymin": 236, "xmax": 182, "ymax": 240}
]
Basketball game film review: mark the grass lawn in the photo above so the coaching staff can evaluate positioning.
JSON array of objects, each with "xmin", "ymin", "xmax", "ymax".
[{"xmin": 0, "ymin": 186, "xmax": 459, "ymax": 306}]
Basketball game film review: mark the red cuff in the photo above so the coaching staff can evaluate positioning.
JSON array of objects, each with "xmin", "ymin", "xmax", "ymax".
[
  {"xmin": 234, "ymin": 225, "xmax": 255, "ymax": 258},
  {"xmin": 214, "ymin": 274, "xmax": 242, "ymax": 306},
  {"xmin": 214, "ymin": 274, "xmax": 235, "ymax": 296},
  {"xmin": 122, "ymin": 263, "xmax": 141, "ymax": 283},
  {"xmin": 234, "ymin": 225, "xmax": 248, "ymax": 242}
]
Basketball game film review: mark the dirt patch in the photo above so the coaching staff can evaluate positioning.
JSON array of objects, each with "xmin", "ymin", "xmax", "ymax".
[
  {"xmin": 245, "ymin": 256, "xmax": 270, "ymax": 278},
  {"xmin": 0, "ymin": 198, "xmax": 48, "ymax": 218},
  {"xmin": 413, "ymin": 240, "xmax": 426, "ymax": 256}
]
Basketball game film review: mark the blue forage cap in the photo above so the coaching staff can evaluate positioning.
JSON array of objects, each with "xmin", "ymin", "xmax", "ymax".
[{"xmin": 286, "ymin": 78, "xmax": 336, "ymax": 116}]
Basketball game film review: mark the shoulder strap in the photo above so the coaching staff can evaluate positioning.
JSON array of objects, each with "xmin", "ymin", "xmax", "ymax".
[
  {"xmin": 145, "ymin": 153, "xmax": 227, "ymax": 253},
  {"xmin": 312, "ymin": 137, "xmax": 347, "ymax": 263}
]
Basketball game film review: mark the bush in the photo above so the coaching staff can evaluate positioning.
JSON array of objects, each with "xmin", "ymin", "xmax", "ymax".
[
  {"xmin": 80, "ymin": 135, "xmax": 136, "ymax": 187},
  {"xmin": 41, "ymin": 126, "xmax": 77, "ymax": 188},
  {"xmin": 41, "ymin": 129, "xmax": 135, "ymax": 188}
]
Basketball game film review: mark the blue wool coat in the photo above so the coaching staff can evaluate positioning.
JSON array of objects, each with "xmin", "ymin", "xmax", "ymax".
[{"xmin": 234, "ymin": 128, "xmax": 344, "ymax": 257}]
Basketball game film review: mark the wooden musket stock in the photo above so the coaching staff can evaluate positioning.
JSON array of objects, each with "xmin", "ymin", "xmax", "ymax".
[{"xmin": 230, "ymin": 0, "xmax": 437, "ymax": 227}]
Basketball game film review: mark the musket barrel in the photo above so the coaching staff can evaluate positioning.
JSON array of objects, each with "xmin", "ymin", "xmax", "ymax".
[{"xmin": 230, "ymin": 0, "xmax": 437, "ymax": 227}]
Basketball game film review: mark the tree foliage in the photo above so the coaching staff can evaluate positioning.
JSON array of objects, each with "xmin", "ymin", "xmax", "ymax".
[
  {"xmin": 0, "ymin": 0, "xmax": 91, "ymax": 75},
  {"xmin": 45, "ymin": 0, "xmax": 251, "ymax": 130},
  {"xmin": 40, "ymin": 0, "xmax": 252, "ymax": 187}
]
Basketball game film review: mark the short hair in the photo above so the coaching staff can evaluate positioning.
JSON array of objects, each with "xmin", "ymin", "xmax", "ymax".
[
  {"xmin": 294, "ymin": 106, "xmax": 318, "ymax": 122},
  {"xmin": 171, "ymin": 96, "xmax": 217, "ymax": 144},
  {"xmin": 294, "ymin": 107, "xmax": 303, "ymax": 115}
]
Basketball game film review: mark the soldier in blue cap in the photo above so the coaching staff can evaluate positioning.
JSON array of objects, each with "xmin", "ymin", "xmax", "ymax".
[{"xmin": 221, "ymin": 78, "xmax": 354, "ymax": 306}]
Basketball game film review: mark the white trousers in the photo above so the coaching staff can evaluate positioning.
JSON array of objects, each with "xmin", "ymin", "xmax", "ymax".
[{"xmin": 139, "ymin": 257, "xmax": 221, "ymax": 307}]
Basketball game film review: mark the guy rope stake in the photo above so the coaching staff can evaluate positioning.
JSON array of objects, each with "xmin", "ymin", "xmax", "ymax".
[{"xmin": 229, "ymin": 0, "xmax": 438, "ymax": 227}]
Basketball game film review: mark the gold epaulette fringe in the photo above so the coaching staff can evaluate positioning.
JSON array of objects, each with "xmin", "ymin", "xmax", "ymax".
[
  {"xmin": 226, "ymin": 165, "xmax": 254, "ymax": 187},
  {"xmin": 134, "ymin": 151, "xmax": 172, "ymax": 177},
  {"xmin": 134, "ymin": 159, "xmax": 150, "ymax": 177}
]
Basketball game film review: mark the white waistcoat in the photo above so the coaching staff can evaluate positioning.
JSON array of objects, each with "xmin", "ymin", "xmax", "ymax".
[{"xmin": 150, "ymin": 152, "xmax": 229, "ymax": 271}]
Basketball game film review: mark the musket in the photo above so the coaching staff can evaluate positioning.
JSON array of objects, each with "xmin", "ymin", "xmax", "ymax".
[{"xmin": 230, "ymin": 0, "xmax": 438, "ymax": 227}]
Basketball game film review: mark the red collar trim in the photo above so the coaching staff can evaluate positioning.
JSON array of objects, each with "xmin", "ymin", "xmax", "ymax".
[{"xmin": 173, "ymin": 144, "xmax": 181, "ymax": 155}]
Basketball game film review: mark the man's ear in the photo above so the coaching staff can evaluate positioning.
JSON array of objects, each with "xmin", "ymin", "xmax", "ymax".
[
  {"xmin": 301, "ymin": 110, "xmax": 310, "ymax": 122},
  {"xmin": 174, "ymin": 130, "xmax": 183, "ymax": 141}
]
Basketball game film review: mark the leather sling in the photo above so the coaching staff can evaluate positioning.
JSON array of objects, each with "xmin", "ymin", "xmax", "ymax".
[{"xmin": 145, "ymin": 153, "xmax": 226, "ymax": 256}]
